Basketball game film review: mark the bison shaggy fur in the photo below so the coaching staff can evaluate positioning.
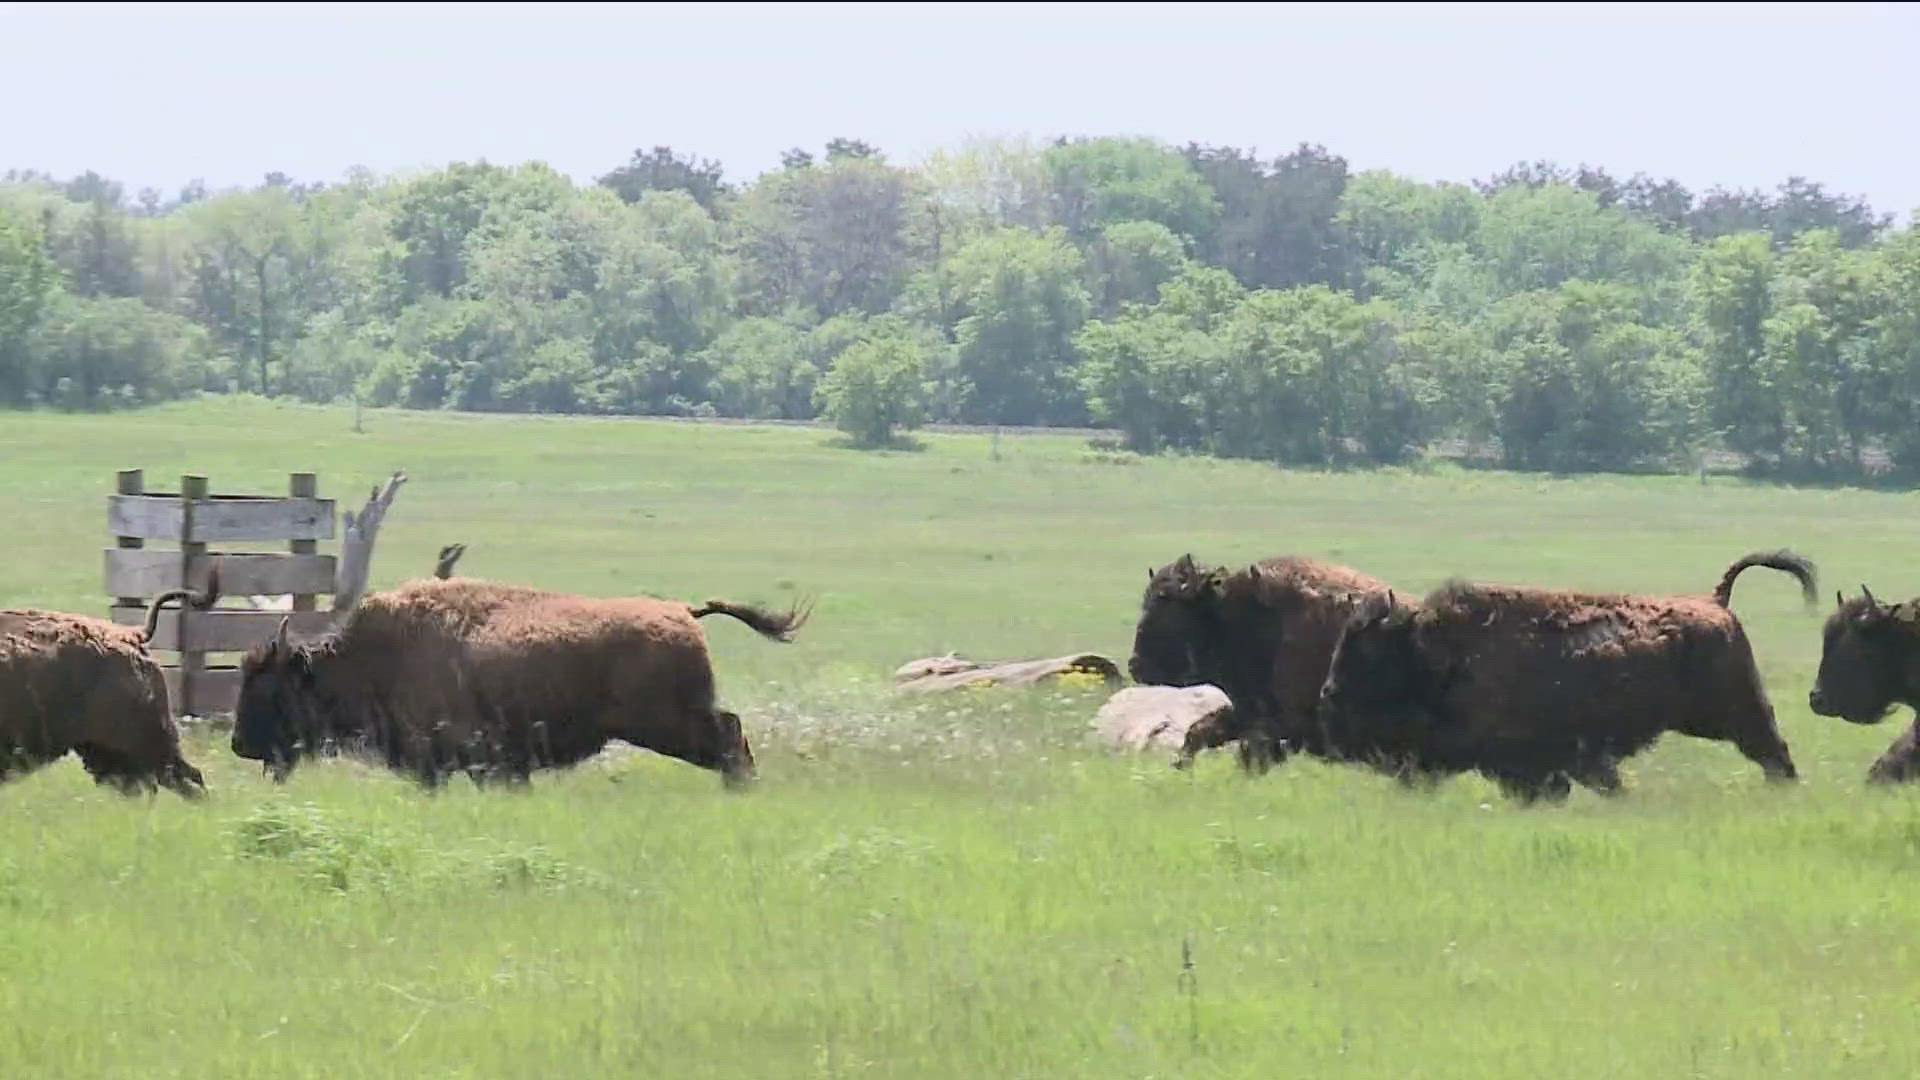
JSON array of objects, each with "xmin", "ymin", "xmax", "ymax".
[
  {"xmin": 1807, "ymin": 587, "xmax": 1920, "ymax": 784},
  {"xmin": 1127, "ymin": 553, "xmax": 1393, "ymax": 772},
  {"xmin": 230, "ymin": 577, "xmax": 811, "ymax": 790},
  {"xmin": 0, "ymin": 588, "xmax": 211, "ymax": 799},
  {"xmin": 1316, "ymin": 551, "xmax": 1817, "ymax": 803}
]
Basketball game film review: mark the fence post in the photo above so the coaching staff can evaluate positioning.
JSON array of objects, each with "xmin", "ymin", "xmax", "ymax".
[
  {"xmin": 113, "ymin": 469, "xmax": 144, "ymax": 611},
  {"xmin": 178, "ymin": 474, "xmax": 208, "ymax": 714},
  {"xmin": 289, "ymin": 472, "xmax": 317, "ymax": 613}
]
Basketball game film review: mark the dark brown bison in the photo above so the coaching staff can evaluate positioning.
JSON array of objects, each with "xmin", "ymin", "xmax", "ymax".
[
  {"xmin": 229, "ymin": 577, "xmax": 811, "ymax": 790},
  {"xmin": 1, "ymin": 583, "xmax": 215, "ymax": 799},
  {"xmin": 1807, "ymin": 586, "xmax": 1920, "ymax": 783},
  {"xmin": 1127, "ymin": 553, "xmax": 1393, "ymax": 772},
  {"xmin": 1315, "ymin": 551, "xmax": 1818, "ymax": 803}
]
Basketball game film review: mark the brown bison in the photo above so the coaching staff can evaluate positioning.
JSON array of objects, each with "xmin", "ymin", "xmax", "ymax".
[
  {"xmin": 1127, "ymin": 553, "xmax": 1393, "ymax": 772},
  {"xmin": 1315, "ymin": 551, "xmax": 1818, "ymax": 803},
  {"xmin": 1, "ymin": 583, "xmax": 215, "ymax": 799},
  {"xmin": 1807, "ymin": 586, "xmax": 1920, "ymax": 783},
  {"xmin": 229, "ymin": 577, "xmax": 811, "ymax": 790}
]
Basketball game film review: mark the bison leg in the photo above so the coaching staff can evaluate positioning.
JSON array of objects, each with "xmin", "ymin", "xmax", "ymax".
[
  {"xmin": 1866, "ymin": 720, "xmax": 1920, "ymax": 785},
  {"xmin": 158, "ymin": 757, "xmax": 207, "ymax": 800},
  {"xmin": 1570, "ymin": 753, "xmax": 1625, "ymax": 797},
  {"xmin": 1172, "ymin": 708, "xmax": 1239, "ymax": 771},
  {"xmin": 1732, "ymin": 730, "xmax": 1798, "ymax": 783},
  {"xmin": 1488, "ymin": 766, "xmax": 1572, "ymax": 806},
  {"xmin": 74, "ymin": 745, "xmax": 155, "ymax": 798},
  {"xmin": 0, "ymin": 745, "xmax": 51, "ymax": 786},
  {"xmin": 1235, "ymin": 731, "xmax": 1283, "ymax": 775}
]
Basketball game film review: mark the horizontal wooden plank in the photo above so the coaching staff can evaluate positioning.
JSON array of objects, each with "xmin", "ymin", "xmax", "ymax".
[
  {"xmin": 108, "ymin": 494, "xmax": 336, "ymax": 542},
  {"xmin": 111, "ymin": 607, "xmax": 336, "ymax": 652},
  {"xmin": 162, "ymin": 667, "xmax": 242, "ymax": 717},
  {"xmin": 108, "ymin": 494, "xmax": 182, "ymax": 540},
  {"xmin": 104, "ymin": 550, "xmax": 337, "ymax": 598}
]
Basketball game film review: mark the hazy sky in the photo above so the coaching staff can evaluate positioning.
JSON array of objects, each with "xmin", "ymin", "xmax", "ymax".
[{"xmin": 5, "ymin": 1, "xmax": 1917, "ymax": 218}]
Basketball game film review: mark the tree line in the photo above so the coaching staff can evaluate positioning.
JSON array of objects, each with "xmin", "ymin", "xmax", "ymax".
[{"xmin": 1, "ymin": 137, "xmax": 1915, "ymax": 479}]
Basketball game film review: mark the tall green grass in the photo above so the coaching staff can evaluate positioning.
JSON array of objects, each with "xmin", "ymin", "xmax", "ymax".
[{"xmin": 3, "ymin": 399, "xmax": 1919, "ymax": 1078}]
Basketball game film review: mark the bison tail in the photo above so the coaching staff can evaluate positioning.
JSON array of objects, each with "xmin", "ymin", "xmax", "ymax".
[
  {"xmin": 137, "ymin": 560, "xmax": 225, "ymax": 643},
  {"xmin": 689, "ymin": 597, "xmax": 815, "ymax": 643},
  {"xmin": 1712, "ymin": 550, "xmax": 1818, "ymax": 610}
]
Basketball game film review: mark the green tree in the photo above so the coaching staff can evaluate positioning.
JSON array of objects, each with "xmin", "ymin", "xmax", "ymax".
[
  {"xmin": 1489, "ymin": 281, "xmax": 1703, "ymax": 472},
  {"xmin": 733, "ymin": 156, "xmax": 918, "ymax": 318},
  {"xmin": 1338, "ymin": 170, "xmax": 1481, "ymax": 273},
  {"xmin": 1087, "ymin": 219, "xmax": 1188, "ymax": 317},
  {"xmin": 928, "ymin": 226, "xmax": 1091, "ymax": 426},
  {"xmin": 1692, "ymin": 232, "xmax": 1782, "ymax": 460},
  {"xmin": 815, "ymin": 319, "xmax": 930, "ymax": 447},
  {"xmin": 0, "ymin": 206, "xmax": 57, "ymax": 402},
  {"xmin": 1073, "ymin": 270, "xmax": 1239, "ymax": 453},
  {"xmin": 1186, "ymin": 142, "xmax": 1353, "ymax": 289},
  {"xmin": 1043, "ymin": 137, "xmax": 1219, "ymax": 245},
  {"xmin": 29, "ymin": 293, "xmax": 213, "ymax": 408},
  {"xmin": 596, "ymin": 146, "xmax": 729, "ymax": 212},
  {"xmin": 1760, "ymin": 230, "xmax": 1881, "ymax": 470},
  {"xmin": 181, "ymin": 185, "xmax": 308, "ymax": 395},
  {"xmin": 1868, "ymin": 224, "xmax": 1920, "ymax": 472}
]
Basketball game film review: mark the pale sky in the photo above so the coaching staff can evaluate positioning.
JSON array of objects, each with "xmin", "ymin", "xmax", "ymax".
[{"xmin": 4, "ymin": 1, "xmax": 1917, "ymax": 220}]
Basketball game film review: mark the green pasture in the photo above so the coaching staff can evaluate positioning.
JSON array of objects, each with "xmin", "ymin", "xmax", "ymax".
[{"xmin": 2, "ymin": 399, "xmax": 1918, "ymax": 1078}]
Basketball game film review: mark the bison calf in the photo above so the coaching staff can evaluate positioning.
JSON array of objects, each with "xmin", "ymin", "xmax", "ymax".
[
  {"xmin": 1316, "ymin": 551, "xmax": 1817, "ymax": 803},
  {"xmin": 230, "ymin": 577, "xmax": 812, "ymax": 790},
  {"xmin": 1128, "ymin": 553, "xmax": 1393, "ymax": 772},
  {"xmin": 0, "ymin": 586, "xmax": 213, "ymax": 799},
  {"xmin": 1807, "ymin": 586, "xmax": 1920, "ymax": 784}
]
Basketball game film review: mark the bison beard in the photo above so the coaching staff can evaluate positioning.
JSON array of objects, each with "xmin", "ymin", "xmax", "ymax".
[
  {"xmin": 1127, "ymin": 553, "xmax": 1392, "ymax": 773},
  {"xmin": 231, "ymin": 578, "xmax": 810, "ymax": 790},
  {"xmin": 1807, "ymin": 586, "xmax": 1920, "ymax": 784},
  {"xmin": 1316, "ymin": 550, "xmax": 1817, "ymax": 803},
  {"xmin": 0, "ymin": 582, "xmax": 216, "ymax": 800}
]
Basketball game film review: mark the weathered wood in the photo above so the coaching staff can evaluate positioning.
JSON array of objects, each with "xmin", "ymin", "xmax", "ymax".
[
  {"xmin": 892, "ymin": 652, "xmax": 1125, "ymax": 693},
  {"xmin": 288, "ymin": 473, "xmax": 318, "ymax": 613},
  {"xmin": 163, "ymin": 667, "xmax": 242, "ymax": 717},
  {"xmin": 106, "ymin": 493, "xmax": 336, "ymax": 542},
  {"xmin": 103, "ymin": 550, "xmax": 336, "ymax": 598},
  {"xmin": 110, "ymin": 606, "xmax": 334, "ymax": 652},
  {"xmin": 178, "ymin": 475, "xmax": 209, "ymax": 715},
  {"xmin": 113, "ymin": 470, "xmax": 145, "ymax": 610},
  {"xmin": 333, "ymin": 471, "xmax": 407, "ymax": 612}
]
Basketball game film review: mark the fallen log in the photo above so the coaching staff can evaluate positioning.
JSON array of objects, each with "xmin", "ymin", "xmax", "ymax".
[{"xmin": 892, "ymin": 652, "xmax": 1125, "ymax": 693}]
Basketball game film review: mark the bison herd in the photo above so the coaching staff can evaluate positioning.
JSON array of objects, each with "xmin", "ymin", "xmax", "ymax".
[
  {"xmin": 4, "ymin": 539, "xmax": 1920, "ymax": 805},
  {"xmin": 1134, "ymin": 549, "xmax": 1920, "ymax": 802}
]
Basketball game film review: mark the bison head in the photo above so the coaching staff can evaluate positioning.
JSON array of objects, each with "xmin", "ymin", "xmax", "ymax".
[
  {"xmin": 1128, "ymin": 554, "xmax": 1232, "ymax": 687},
  {"xmin": 1317, "ymin": 590, "xmax": 1429, "ymax": 746},
  {"xmin": 232, "ymin": 617, "xmax": 314, "ymax": 779},
  {"xmin": 1809, "ymin": 587, "xmax": 1917, "ymax": 725}
]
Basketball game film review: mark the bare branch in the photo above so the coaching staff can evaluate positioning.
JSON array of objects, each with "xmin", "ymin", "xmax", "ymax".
[{"xmin": 332, "ymin": 471, "xmax": 408, "ymax": 613}]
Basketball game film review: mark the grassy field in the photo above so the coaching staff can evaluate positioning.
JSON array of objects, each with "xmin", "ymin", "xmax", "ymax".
[{"xmin": 4, "ymin": 397, "xmax": 1920, "ymax": 1078}]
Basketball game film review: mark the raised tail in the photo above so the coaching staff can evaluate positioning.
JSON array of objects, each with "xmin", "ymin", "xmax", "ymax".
[
  {"xmin": 688, "ymin": 596, "xmax": 815, "ymax": 643},
  {"xmin": 139, "ymin": 559, "xmax": 223, "ymax": 643},
  {"xmin": 1712, "ymin": 550, "xmax": 1818, "ymax": 609}
]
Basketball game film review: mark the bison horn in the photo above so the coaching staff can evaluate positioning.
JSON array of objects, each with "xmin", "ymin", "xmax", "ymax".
[
  {"xmin": 275, "ymin": 615, "xmax": 291, "ymax": 652},
  {"xmin": 1863, "ymin": 584, "xmax": 1878, "ymax": 609},
  {"xmin": 1837, "ymin": 590, "xmax": 1845, "ymax": 610}
]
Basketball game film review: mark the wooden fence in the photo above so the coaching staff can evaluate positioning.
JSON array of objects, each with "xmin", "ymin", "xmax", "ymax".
[{"xmin": 106, "ymin": 470, "xmax": 338, "ymax": 717}]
